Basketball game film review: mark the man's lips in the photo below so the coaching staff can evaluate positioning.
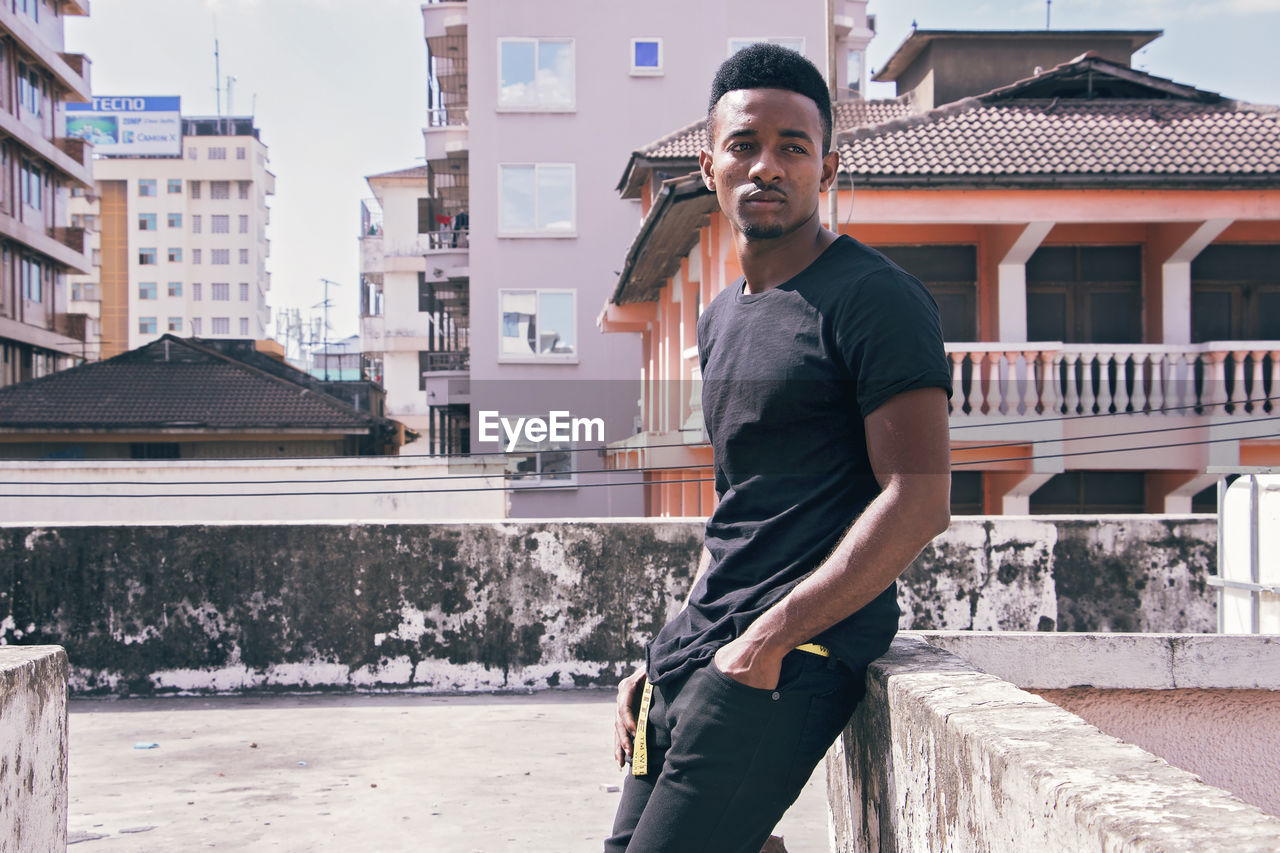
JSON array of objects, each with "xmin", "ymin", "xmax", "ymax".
[{"xmin": 742, "ymin": 191, "xmax": 786, "ymax": 206}]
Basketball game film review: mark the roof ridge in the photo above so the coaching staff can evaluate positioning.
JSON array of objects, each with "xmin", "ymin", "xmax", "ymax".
[{"xmin": 840, "ymin": 97, "xmax": 983, "ymax": 142}]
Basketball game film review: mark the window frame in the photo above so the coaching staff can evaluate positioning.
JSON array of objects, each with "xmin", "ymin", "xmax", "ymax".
[
  {"xmin": 497, "ymin": 163, "xmax": 577, "ymax": 238},
  {"xmin": 138, "ymin": 248, "xmax": 158, "ymax": 266},
  {"xmin": 138, "ymin": 282, "xmax": 158, "ymax": 300},
  {"xmin": 138, "ymin": 316, "xmax": 157, "ymax": 335},
  {"xmin": 497, "ymin": 287, "xmax": 578, "ymax": 363},
  {"xmin": 167, "ymin": 212, "xmax": 183, "ymax": 229},
  {"xmin": 138, "ymin": 179, "xmax": 157, "ymax": 197},
  {"xmin": 630, "ymin": 38, "xmax": 663, "ymax": 76},
  {"xmin": 496, "ymin": 37, "xmax": 576, "ymax": 112},
  {"xmin": 167, "ymin": 317, "xmax": 184, "ymax": 333},
  {"xmin": 167, "ymin": 179, "xmax": 183, "ymax": 194}
]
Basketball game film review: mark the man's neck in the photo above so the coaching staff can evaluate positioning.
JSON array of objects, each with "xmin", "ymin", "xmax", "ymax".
[{"xmin": 737, "ymin": 222, "xmax": 838, "ymax": 294}]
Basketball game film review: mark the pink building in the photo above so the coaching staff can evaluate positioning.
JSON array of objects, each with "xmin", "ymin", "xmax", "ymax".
[
  {"xmin": 601, "ymin": 30, "xmax": 1280, "ymax": 516},
  {"xmin": 361, "ymin": 0, "xmax": 876, "ymax": 517}
]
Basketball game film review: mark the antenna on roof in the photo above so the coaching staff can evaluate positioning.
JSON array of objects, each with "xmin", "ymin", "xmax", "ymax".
[
  {"xmin": 1046, "ymin": 0, "xmax": 1052, "ymax": 29},
  {"xmin": 214, "ymin": 36, "xmax": 222, "ymax": 117}
]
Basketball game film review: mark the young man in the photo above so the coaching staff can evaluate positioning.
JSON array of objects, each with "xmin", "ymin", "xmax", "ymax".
[{"xmin": 606, "ymin": 44, "xmax": 952, "ymax": 852}]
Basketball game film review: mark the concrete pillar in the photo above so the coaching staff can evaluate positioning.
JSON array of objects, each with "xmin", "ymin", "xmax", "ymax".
[
  {"xmin": 1156, "ymin": 219, "xmax": 1232, "ymax": 345},
  {"xmin": 998, "ymin": 222, "xmax": 1054, "ymax": 342},
  {"xmin": 988, "ymin": 470, "xmax": 1057, "ymax": 515},
  {"xmin": 1, "ymin": 646, "xmax": 68, "ymax": 853}
]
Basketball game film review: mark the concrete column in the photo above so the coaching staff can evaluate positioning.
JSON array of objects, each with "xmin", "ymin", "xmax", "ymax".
[
  {"xmin": 998, "ymin": 222, "xmax": 1054, "ymax": 342},
  {"xmin": 988, "ymin": 470, "xmax": 1057, "ymax": 515},
  {"xmin": 1, "ymin": 646, "xmax": 68, "ymax": 852},
  {"xmin": 1157, "ymin": 219, "xmax": 1232, "ymax": 345}
]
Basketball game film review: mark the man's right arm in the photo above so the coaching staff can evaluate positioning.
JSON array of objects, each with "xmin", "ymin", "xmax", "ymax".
[{"xmin": 613, "ymin": 545, "xmax": 712, "ymax": 768}]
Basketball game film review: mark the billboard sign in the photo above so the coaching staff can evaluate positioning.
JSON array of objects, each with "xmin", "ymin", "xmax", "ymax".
[{"xmin": 64, "ymin": 96, "xmax": 182, "ymax": 156}]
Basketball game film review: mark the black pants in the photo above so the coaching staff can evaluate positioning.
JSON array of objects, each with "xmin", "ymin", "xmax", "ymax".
[{"xmin": 605, "ymin": 650, "xmax": 866, "ymax": 853}]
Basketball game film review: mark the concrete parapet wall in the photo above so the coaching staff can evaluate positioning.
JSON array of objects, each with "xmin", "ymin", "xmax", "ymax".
[
  {"xmin": 0, "ymin": 646, "xmax": 68, "ymax": 853},
  {"xmin": 0, "ymin": 517, "xmax": 1215, "ymax": 696},
  {"xmin": 828, "ymin": 636, "xmax": 1280, "ymax": 852}
]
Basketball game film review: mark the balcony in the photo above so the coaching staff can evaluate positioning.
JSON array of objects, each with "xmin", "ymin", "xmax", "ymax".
[{"xmin": 421, "ymin": 350, "xmax": 469, "ymax": 372}]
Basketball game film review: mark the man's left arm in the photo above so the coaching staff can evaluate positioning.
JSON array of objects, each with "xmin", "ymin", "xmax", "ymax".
[{"xmin": 713, "ymin": 385, "xmax": 951, "ymax": 689}]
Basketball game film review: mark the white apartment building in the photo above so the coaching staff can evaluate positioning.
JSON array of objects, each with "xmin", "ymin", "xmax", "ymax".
[
  {"xmin": 69, "ymin": 115, "xmax": 274, "ymax": 359},
  {"xmin": 362, "ymin": 0, "xmax": 874, "ymax": 517}
]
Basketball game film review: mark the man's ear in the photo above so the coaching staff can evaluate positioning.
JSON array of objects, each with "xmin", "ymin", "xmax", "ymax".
[
  {"xmin": 698, "ymin": 148, "xmax": 715, "ymax": 192},
  {"xmin": 819, "ymin": 150, "xmax": 840, "ymax": 192}
]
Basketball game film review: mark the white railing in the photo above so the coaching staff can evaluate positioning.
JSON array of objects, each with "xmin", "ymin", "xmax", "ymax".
[{"xmin": 947, "ymin": 343, "xmax": 1280, "ymax": 419}]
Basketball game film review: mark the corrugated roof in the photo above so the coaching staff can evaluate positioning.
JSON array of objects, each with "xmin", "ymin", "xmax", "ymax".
[{"xmin": 0, "ymin": 336, "xmax": 384, "ymax": 432}]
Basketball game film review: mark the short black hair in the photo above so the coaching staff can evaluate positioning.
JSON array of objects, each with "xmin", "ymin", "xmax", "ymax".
[{"xmin": 707, "ymin": 43, "xmax": 833, "ymax": 152}]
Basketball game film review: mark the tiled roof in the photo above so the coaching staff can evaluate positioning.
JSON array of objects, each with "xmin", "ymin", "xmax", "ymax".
[
  {"xmin": 635, "ymin": 100, "xmax": 913, "ymax": 159},
  {"xmin": 839, "ymin": 58, "xmax": 1280, "ymax": 183},
  {"xmin": 0, "ymin": 336, "xmax": 384, "ymax": 432},
  {"xmin": 366, "ymin": 164, "xmax": 433, "ymax": 181}
]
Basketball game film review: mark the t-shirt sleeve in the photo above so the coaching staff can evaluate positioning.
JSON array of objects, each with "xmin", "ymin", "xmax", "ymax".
[{"xmin": 835, "ymin": 264, "xmax": 953, "ymax": 418}]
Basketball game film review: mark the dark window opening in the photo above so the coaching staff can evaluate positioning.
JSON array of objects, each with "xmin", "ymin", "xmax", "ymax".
[{"xmin": 1030, "ymin": 471, "xmax": 1146, "ymax": 514}]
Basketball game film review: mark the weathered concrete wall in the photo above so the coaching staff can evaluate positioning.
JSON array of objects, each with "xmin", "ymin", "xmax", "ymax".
[
  {"xmin": 828, "ymin": 636, "xmax": 1280, "ymax": 852},
  {"xmin": 0, "ymin": 517, "xmax": 1215, "ymax": 695},
  {"xmin": 0, "ymin": 646, "xmax": 67, "ymax": 853}
]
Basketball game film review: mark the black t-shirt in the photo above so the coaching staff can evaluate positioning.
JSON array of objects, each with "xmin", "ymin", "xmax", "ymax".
[{"xmin": 646, "ymin": 235, "xmax": 952, "ymax": 685}]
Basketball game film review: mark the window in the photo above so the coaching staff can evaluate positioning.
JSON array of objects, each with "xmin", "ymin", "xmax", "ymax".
[
  {"xmin": 167, "ymin": 213, "xmax": 183, "ymax": 228},
  {"xmin": 20, "ymin": 160, "xmax": 43, "ymax": 210},
  {"xmin": 138, "ymin": 282, "xmax": 158, "ymax": 300},
  {"xmin": 1031, "ymin": 471, "xmax": 1146, "ymax": 514},
  {"xmin": 192, "ymin": 283, "xmax": 202, "ymax": 301},
  {"xmin": 138, "ymin": 213, "xmax": 157, "ymax": 231},
  {"xmin": 191, "ymin": 214, "xmax": 202, "ymax": 234},
  {"xmin": 238, "ymin": 248, "xmax": 249, "ymax": 264},
  {"xmin": 209, "ymin": 147, "xmax": 227, "ymax": 160},
  {"xmin": 212, "ymin": 317, "xmax": 230, "ymax": 335},
  {"xmin": 168, "ymin": 281, "xmax": 183, "ymax": 297},
  {"xmin": 17, "ymin": 63, "xmax": 42, "ymax": 116},
  {"xmin": 21, "ymin": 257, "xmax": 43, "ymax": 302},
  {"xmin": 1026, "ymin": 246, "xmax": 1142, "ymax": 343},
  {"xmin": 20, "ymin": 0, "xmax": 37, "ymax": 24},
  {"xmin": 498, "ymin": 38, "xmax": 574, "ymax": 109},
  {"xmin": 189, "ymin": 181, "xmax": 201, "ymax": 199},
  {"xmin": 192, "ymin": 249, "xmax": 202, "ymax": 265},
  {"xmin": 138, "ymin": 179, "xmax": 157, "ymax": 197},
  {"xmin": 630, "ymin": 39, "xmax": 663, "ymax": 75},
  {"xmin": 846, "ymin": 49, "xmax": 864, "ymax": 96},
  {"xmin": 167, "ymin": 317, "xmax": 183, "ymax": 332},
  {"xmin": 211, "ymin": 282, "xmax": 230, "ymax": 301},
  {"xmin": 238, "ymin": 181, "xmax": 251, "ymax": 200},
  {"xmin": 211, "ymin": 249, "xmax": 230, "ymax": 265},
  {"xmin": 728, "ymin": 37, "xmax": 805, "ymax": 56},
  {"xmin": 211, "ymin": 181, "xmax": 230, "ymax": 199},
  {"xmin": 238, "ymin": 215, "xmax": 249, "ymax": 234},
  {"xmin": 138, "ymin": 317, "xmax": 157, "ymax": 335},
  {"xmin": 167, "ymin": 179, "xmax": 183, "ymax": 194},
  {"xmin": 1191, "ymin": 245, "xmax": 1280, "ymax": 341},
  {"xmin": 499, "ymin": 289, "xmax": 577, "ymax": 359},
  {"xmin": 190, "ymin": 317, "xmax": 202, "ymax": 335},
  {"xmin": 167, "ymin": 248, "xmax": 182, "ymax": 263},
  {"xmin": 239, "ymin": 282, "xmax": 250, "ymax": 302},
  {"xmin": 188, "ymin": 146, "xmax": 198, "ymax": 160},
  {"xmin": 874, "ymin": 245, "xmax": 978, "ymax": 342},
  {"xmin": 499, "ymin": 164, "xmax": 575, "ymax": 235},
  {"xmin": 236, "ymin": 147, "xmax": 247, "ymax": 160},
  {"xmin": 239, "ymin": 317, "xmax": 249, "ymax": 335},
  {"xmin": 504, "ymin": 436, "xmax": 575, "ymax": 488},
  {"xmin": 138, "ymin": 248, "xmax": 158, "ymax": 265},
  {"xmin": 211, "ymin": 215, "xmax": 230, "ymax": 233}
]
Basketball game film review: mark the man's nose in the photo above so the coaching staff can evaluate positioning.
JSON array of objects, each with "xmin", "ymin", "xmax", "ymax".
[{"xmin": 749, "ymin": 149, "xmax": 783, "ymax": 184}]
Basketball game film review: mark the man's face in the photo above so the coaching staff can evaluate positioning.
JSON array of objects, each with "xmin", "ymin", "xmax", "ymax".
[{"xmin": 699, "ymin": 88, "xmax": 838, "ymax": 242}]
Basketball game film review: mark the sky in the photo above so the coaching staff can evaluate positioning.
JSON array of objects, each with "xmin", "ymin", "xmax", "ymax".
[{"xmin": 65, "ymin": 0, "xmax": 1280, "ymax": 343}]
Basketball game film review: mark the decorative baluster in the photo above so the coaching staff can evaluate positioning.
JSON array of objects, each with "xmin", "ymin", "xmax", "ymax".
[
  {"xmin": 1207, "ymin": 351, "xmax": 1229, "ymax": 414},
  {"xmin": 1231, "ymin": 350, "xmax": 1247, "ymax": 414},
  {"xmin": 972, "ymin": 351, "xmax": 989, "ymax": 415},
  {"xmin": 1269, "ymin": 350, "xmax": 1280, "ymax": 414},
  {"xmin": 1096, "ymin": 351, "xmax": 1114, "ymax": 414},
  {"xmin": 1079, "ymin": 352, "xmax": 1096, "ymax": 414},
  {"xmin": 1130, "ymin": 353, "xmax": 1147, "ymax": 413},
  {"xmin": 1039, "ymin": 350, "xmax": 1058, "ymax": 415},
  {"xmin": 1115, "ymin": 353, "xmax": 1132, "ymax": 413},
  {"xmin": 997, "ymin": 352, "xmax": 1013, "ymax": 416},
  {"xmin": 1063, "ymin": 352, "xmax": 1080, "ymax": 415},
  {"xmin": 1018, "ymin": 351, "xmax": 1034, "ymax": 415},
  {"xmin": 1249, "ymin": 349, "xmax": 1266, "ymax": 414}
]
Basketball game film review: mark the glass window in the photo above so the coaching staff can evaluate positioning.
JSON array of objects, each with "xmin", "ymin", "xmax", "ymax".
[
  {"xmin": 190, "ymin": 181, "xmax": 202, "ymax": 199},
  {"xmin": 167, "ymin": 248, "xmax": 182, "ymax": 263},
  {"xmin": 239, "ymin": 282, "xmax": 250, "ymax": 301},
  {"xmin": 138, "ymin": 282, "xmax": 158, "ymax": 300},
  {"xmin": 168, "ymin": 281, "xmax": 183, "ymax": 297},
  {"xmin": 209, "ymin": 147, "xmax": 227, "ymax": 160},
  {"xmin": 188, "ymin": 146, "xmax": 198, "ymax": 160},
  {"xmin": 167, "ymin": 179, "xmax": 183, "ymax": 194},
  {"xmin": 138, "ymin": 179, "xmax": 157, "ymax": 197},
  {"xmin": 239, "ymin": 317, "xmax": 249, "ymax": 335},
  {"xmin": 192, "ymin": 215, "xmax": 202, "ymax": 234},
  {"xmin": 211, "ymin": 181, "xmax": 230, "ymax": 200},
  {"xmin": 192, "ymin": 283, "xmax": 202, "ymax": 301},
  {"xmin": 138, "ymin": 317, "xmax": 157, "ymax": 335},
  {"xmin": 212, "ymin": 283, "xmax": 230, "ymax": 301},
  {"xmin": 631, "ymin": 39, "xmax": 662, "ymax": 75},
  {"xmin": 138, "ymin": 248, "xmax": 158, "ymax": 265},
  {"xmin": 211, "ymin": 214, "xmax": 230, "ymax": 233},
  {"xmin": 846, "ymin": 49, "xmax": 864, "ymax": 96},
  {"xmin": 499, "ymin": 289, "xmax": 577, "ymax": 359},
  {"xmin": 167, "ymin": 213, "xmax": 183, "ymax": 228},
  {"xmin": 212, "ymin": 317, "xmax": 230, "ymax": 335},
  {"xmin": 20, "ymin": 160, "xmax": 43, "ymax": 210},
  {"xmin": 212, "ymin": 249, "xmax": 230, "ymax": 265},
  {"xmin": 498, "ymin": 38, "xmax": 574, "ymax": 109},
  {"xmin": 236, "ymin": 147, "xmax": 247, "ymax": 160},
  {"xmin": 138, "ymin": 213, "xmax": 157, "ymax": 231},
  {"xmin": 167, "ymin": 317, "xmax": 183, "ymax": 332},
  {"xmin": 238, "ymin": 248, "xmax": 249, "ymax": 265},
  {"xmin": 499, "ymin": 164, "xmax": 574, "ymax": 235},
  {"xmin": 21, "ymin": 257, "xmax": 43, "ymax": 302},
  {"xmin": 192, "ymin": 249, "xmax": 202, "ymax": 265},
  {"xmin": 238, "ymin": 215, "xmax": 249, "ymax": 234},
  {"xmin": 190, "ymin": 317, "xmax": 202, "ymax": 335},
  {"xmin": 728, "ymin": 37, "xmax": 805, "ymax": 55},
  {"xmin": 238, "ymin": 181, "xmax": 251, "ymax": 200}
]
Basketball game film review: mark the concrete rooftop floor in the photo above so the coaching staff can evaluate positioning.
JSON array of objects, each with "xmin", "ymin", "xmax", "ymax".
[{"xmin": 68, "ymin": 692, "xmax": 829, "ymax": 852}]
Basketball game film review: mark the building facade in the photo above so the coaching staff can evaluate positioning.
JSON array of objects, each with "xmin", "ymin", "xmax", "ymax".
[
  {"xmin": 362, "ymin": 0, "xmax": 875, "ymax": 516},
  {"xmin": 68, "ymin": 115, "xmax": 274, "ymax": 360},
  {"xmin": 0, "ymin": 0, "xmax": 94, "ymax": 387},
  {"xmin": 602, "ymin": 30, "xmax": 1280, "ymax": 517}
]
